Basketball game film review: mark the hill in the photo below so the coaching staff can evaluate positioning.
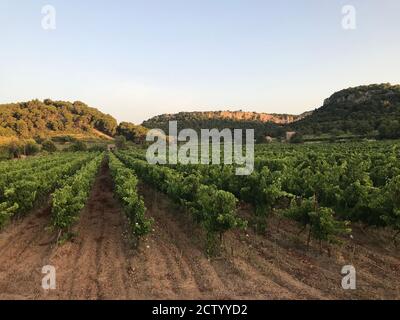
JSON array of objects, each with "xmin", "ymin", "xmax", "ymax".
[
  {"xmin": 142, "ymin": 111, "xmax": 308, "ymax": 142},
  {"xmin": 0, "ymin": 99, "xmax": 118, "ymax": 139},
  {"xmin": 0, "ymin": 99, "xmax": 150, "ymax": 145},
  {"xmin": 142, "ymin": 84, "xmax": 400, "ymax": 141},
  {"xmin": 143, "ymin": 111, "xmax": 304, "ymax": 125},
  {"xmin": 290, "ymin": 83, "xmax": 400, "ymax": 138},
  {"xmin": 2, "ymin": 83, "xmax": 400, "ymax": 145}
]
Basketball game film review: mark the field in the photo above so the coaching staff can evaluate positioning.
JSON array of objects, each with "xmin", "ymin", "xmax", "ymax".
[{"xmin": 0, "ymin": 141, "xmax": 399, "ymax": 300}]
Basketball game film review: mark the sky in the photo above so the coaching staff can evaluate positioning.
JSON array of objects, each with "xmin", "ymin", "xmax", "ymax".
[{"xmin": 0, "ymin": 0, "xmax": 399, "ymax": 124}]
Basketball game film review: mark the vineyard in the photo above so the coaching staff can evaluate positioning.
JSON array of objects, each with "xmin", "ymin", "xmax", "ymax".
[
  {"xmin": 117, "ymin": 141, "xmax": 400, "ymax": 248},
  {"xmin": 0, "ymin": 141, "xmax": 399, "ymax": 299}
]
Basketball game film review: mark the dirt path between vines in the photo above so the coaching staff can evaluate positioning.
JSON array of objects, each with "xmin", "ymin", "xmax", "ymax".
[
  {"xmin": 0, "ymin": 161, "xmax": 399, "ymax": 300},
  {"xmin": 0, "ymin": 203, "xmax": 56, "ymax": 299},
  {"xmin": 0, "ymin": 161, "xmax": 133, "ymax": 300}
]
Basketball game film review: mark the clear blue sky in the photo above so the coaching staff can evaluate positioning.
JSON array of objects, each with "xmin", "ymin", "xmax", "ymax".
[{"xmin": 1, "ymin": 0, "xmax": 399, "ymax": 124}]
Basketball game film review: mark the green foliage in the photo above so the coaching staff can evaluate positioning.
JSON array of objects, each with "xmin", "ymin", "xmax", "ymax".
[
  {"xmin": 196, "ymin": 186, "xmax": 245, "ymax": 235},
  {"xmin": 162, "ymin": 162, "xmax": 289, "ymax": 232},
  {"xmin": 108, "ymin": 153, "xmax": 152, "ymax": 242},
  {"xmin": 51, "ymin": 153, "xmax": 103, "ymax": 233},
  {"xmin": 116, "ymin": 151, "xmax": 245, "ymax": 253},
  {"xmin": 1, "ymin": 84, "xmax": 399, "ymax": 144},
  {"xmin": 87, "ymin": 144, "xmax": 107, "ymax": 152},
  {"xmin": 68, "ymin": 140, "xmax": 87, "ymax": 151},
  {"xmin": 0, "ymin": 148, "xmax": 9, "ymax": 161},
  {"xmin": 0, "ymin": 99, "xmax": 118, "ymax": 139},
  {"xmin": 0, "ymin": 202, "xmax": 18, "ymax": 229},
  {"xmin": 0, "ymin": 152, "xmax": 92, "ymax": 228},
  {"xmin": 41, "ymin": 140, "xmax": 58, "ymax": 152},
  {"xmin": 128, "ymin": 140, "xmax": 400, "ymax": 248},
  {"xmin": 7, "ymin": 141, "xmax": 24, "ymax": 158},
  {"xmin": 380, "ymin": 175, "xmax": 400, "ymax": 239},
  {"xmin": 114, "ymin": 135, "xmax": 127, "ymax": 149},
  {"xmin": 283, "ymin": 197, "xmax": 351, "ymax": 245},
  {"xmin": 289, "ymin": 133, "xmax": 304, "ymax": 144},
  {"xmin": 291, "ymin": 83, "xmax": 400, "ymax": 137},
  {"xmin": 308, "ymin": 206, "xmax": 351, "ymax": 245},
  {"xmin": 0, "ymin": 139, "xmax": 41, "ymax": 158},
  {"xmin": 142, "ymin": 112, "xmax": 289, "ymax": 142},
  {"xmin": 24, "ymin": 140, "xmax": 41, "ymax": 155},
  {"xmin": 378, "ymin": 120, "xmax": 400, "ymax": 139},
  {"xmin": 51, "ymin": 135, "xmax": 76, "ymax": 144},
  {"xmin": 116, "ymin": 122, "xmax": 148, "ymax": 144}
]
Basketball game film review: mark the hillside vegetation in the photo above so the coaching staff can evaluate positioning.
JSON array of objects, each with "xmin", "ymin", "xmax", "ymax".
[
  {"xmin": 0, "ymin": 99, "xmax": 117, "ymax": 139},
  {"xmin": 1, "ymin": 83, "xmax": 400, "ymax": 146},
  {"xmin": 0, "ymin": 99, "xmax": 149, "ymax": 146},
  {"xmin": 143, "ymin": 111, "xmax": 304, "ymax": 126},
  {"xmin": 142, "ymin": 111, "xmax": 308, "ymax": 142},
  {"xmin": 142, "ymin": 84, "xmax": 400, "ymax": 141},
  {"xmin": 291, "ymin": 83, "xmax": 400, "ymax": 138}
]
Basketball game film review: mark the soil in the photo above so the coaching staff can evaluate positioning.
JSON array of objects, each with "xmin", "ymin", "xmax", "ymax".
[{"xmin": 0, "ymin": 162, "xmax": 399, "ymax": 300}]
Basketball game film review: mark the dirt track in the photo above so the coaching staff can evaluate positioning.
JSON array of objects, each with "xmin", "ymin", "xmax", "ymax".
[
  {"xmin": 0, "ymin": 162, "xmax": 399, "ymax": 300},
  {"xmin": 0, "ymin": 162, "xmax": 132, "ymax": 300}
]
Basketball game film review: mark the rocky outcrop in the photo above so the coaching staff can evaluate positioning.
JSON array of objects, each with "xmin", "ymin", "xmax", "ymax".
[
  {"xmin": 323, "ymin": 83, "xmax": 400, "ymax": 107},
  {"xmin": 144, "ymin": 110, "xmax": 308, "ymax": 126}
]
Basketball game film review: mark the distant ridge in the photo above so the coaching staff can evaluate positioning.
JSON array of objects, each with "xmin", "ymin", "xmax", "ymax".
[
  {"xmin": 0, "ymin": 99, "xmax": 118, "ymax": 139},
  {"xmin": 290, "ymin": 83, "xmax": 400, "ymax": 137},
  {"xmin": 2, "ymin": 83, "xmax": 399, "ymax": 144},
  {"xmin": 141, "ymin": 110, "xmax": 311, "ymax": 142},
  {"xmin": 143, "ymin": 110, "xmax": 308, "ymax": 125},
  {"xmin": 0, "ymin": 99, "xmax": 148, "ymax": 144},
  {"xmin": 142, "ymin": 83, "xmax": 400, "ymax": 140}
]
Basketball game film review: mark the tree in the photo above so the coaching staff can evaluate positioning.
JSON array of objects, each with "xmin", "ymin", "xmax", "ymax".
[
  {"xmin": 290, "ymin": 84, "xmax": 400, "ymax": 137},
  {"xmin": 24, "ymin": 140, "xmax": 40, "ymax": 155},
  {"xmin": 69, "ymin": 140, "xmax": 87, "ymax": 151},
  {"xmin": 378, "ymin": 120, "xmax": 400, "ymax": 139},
  {"xmin": 357, "ymin": 121, "xmax": 374, "ymax": 135},
  {"xmin": 117, "ymin": 122, "xmax": 149, "ymax": 144},
  {"xmin": 115, "ymin": 135, "xmax": 127, "ymax": 149},
  {"xmin": 14, "ymin": 120, "xmax": 29, "ymax": 138},
  {"xmin": 7, "ymin": 141, "xmax": 24, "ymax": 158},
  {"xmin": 290, "ymin": 133, "xmax": 304, "ymax": 144},
  {"xmin": 0, "ymin": 100, "xmax": 119, "ymax": 139},
  {"xmin": 380, "ymin": 176, "xmax": 400, "ymax": 242},
  {"xmin": 283, "ymin": 197, "xmax": 351, "ymax": 250},
  {"xmin": 42, "ymin": 140, "xmax": 58, "ymax": 152}
]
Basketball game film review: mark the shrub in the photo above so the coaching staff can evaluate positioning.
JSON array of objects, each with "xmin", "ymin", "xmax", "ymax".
[
  {"xmin": 290, "ymin": 133, "xmax": 304, "ymax": 144},
  {"xmin": 24, "ymin": 140, "xmax": 41, "ymax": 155},
  {"xmin": 5, "ymin": 141, "xmax": 26, "ymax": 158},
  {"xmin": 115, "ymin": 135, "xmax": 127, "ymax": 149},
  {"xmin": 283, "ymin": 197, "xmax": 351, "ymax": 248},
  {"xmin": 51, "ymin": 135, "xmax": 76, "ymax": 144},
  {"xmin": 68, "ymin": 140, "xmax": 87, "ymax": 151},
  {"xmin": 42, "ymin": 140, "xmax": 58, "ymax": 152},
  {"xmin": 88, "ymin": 144, "xmax": 107, "ymax": 152}
]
